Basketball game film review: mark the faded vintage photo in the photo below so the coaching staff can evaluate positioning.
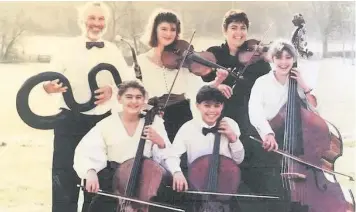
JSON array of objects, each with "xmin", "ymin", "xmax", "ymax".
[{"xmin": 0, "ymin": 1, "xmax": 355, "ymax": 212}]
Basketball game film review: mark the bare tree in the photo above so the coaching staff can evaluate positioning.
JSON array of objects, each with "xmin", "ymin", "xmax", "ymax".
[
  {"xmin": 311, "ymin": 1, "xmax": 345, "ymax": 58},
  {"xmin": 0, "ymin": 9, "xmax": 31, "ymax": 62},
  {"xmin": 106, "ymin": 2, "xmax": 128, "ymax": 42}
]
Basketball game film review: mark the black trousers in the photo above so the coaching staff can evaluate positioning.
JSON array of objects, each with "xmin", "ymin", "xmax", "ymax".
[
  {"xmin": 52, "ymin": 109, "xmax": 111, "ymax": 212},
  {"xmin": 163, "ymin": 99, "xmax": 193, "ymax": 142},
  {"xmin": 237, "ymin": 136, "xmax": 291, "ymax": 212},
  {"xmin": 85, "ymin": 163, "xmax": 117, "ymax": 212},
  {"xmin": 163, "ymin": 99, "xmax": 192, "ymax": 173}
]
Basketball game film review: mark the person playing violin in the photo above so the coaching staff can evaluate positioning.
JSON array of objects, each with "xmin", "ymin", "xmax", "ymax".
[
  {"xmin": 248, "ymin": 39, "xmax": 317, "ymax": 212},
  {"xmin": 138, "ymin": 8, "xmax": 228, "ymax": 143},
  {"xmin": 200, "ymin": 9, "xmax": 272, "ymax": 211},
  {"xmin": 44, "ymin": 2, "xmax": 135, "ymax": 212},
  {"xmin": 163, "ymin": 85, "xmax": 245, "ymax": 211},
  {"xmin": 73, "ymin": 80, "xmax": 172, "ymax": 211}
]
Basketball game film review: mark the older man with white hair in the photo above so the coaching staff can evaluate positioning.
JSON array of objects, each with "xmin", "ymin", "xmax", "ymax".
[{"xmin": 43, "ymin": 2, "xmax": 135, "ymax": 212}]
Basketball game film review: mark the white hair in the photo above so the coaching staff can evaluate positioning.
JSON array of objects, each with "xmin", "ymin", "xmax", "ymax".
[{"xmin": 77, "ymin": 1, "xmax": 111, "ymax": 36}]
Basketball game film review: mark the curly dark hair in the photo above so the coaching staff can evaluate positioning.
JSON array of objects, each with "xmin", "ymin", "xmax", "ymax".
[
  {"xmin": 222, "ymin": 9, "xmax": 250, "ymax": 31},
  {"xmin": 118, "ymin": 81, "xmax": 146, "ymax": 97}
]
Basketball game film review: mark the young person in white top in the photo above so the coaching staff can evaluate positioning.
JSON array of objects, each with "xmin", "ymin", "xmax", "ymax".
[
  {"xmin": 42, "ymin": 2, "xmax": 135, "ymax": 212},
  {"xmin": 164, "ymin": 85, "xmax": 244, "ymax": 184},
  {"xmin": 249, "ymin": 39, "xmax": 317, "ymax": 152},
  {"xmin": 138, "ymin": 8, "xmax": 228, "ymax": 143},
  {"xmin": 247, "ymin": 39, "xmax": 317, "ymax": 212},
  {"xmin": 162, "ymin": 85, "xmax": 244, "ymax": 210},
  {"xmin": 73, "ymin": 80, "xmax": 171, "ymax": 211}
]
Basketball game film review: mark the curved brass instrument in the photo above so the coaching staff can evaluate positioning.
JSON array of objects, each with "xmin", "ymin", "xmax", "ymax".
[{"xmin": 16, "ymin": 63, "xmax": 122, "ymax": 130}]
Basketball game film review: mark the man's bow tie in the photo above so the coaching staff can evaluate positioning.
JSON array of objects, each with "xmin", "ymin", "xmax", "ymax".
[
  {"xmin": 86, "ymin": 41, "xmax": 104, "ymax": 49},
  {"xmin": 202, "ymin": 126, "xmax": 218, "ymax": 136}
]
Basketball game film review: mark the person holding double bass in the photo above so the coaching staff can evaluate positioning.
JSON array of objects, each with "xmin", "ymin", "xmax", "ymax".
[
  {"xmin": 249, "ymin": 38, "xmax": 355, "ymax": 212},
  {"xmin": 164, "ymin": 85, "xmax": 245, "ymax": 211},
  {"xmin": 199, "ymin": 9, "xmax": 273, "ymax": 211},
  {"xmin": 247, "ymin": 38, "xmax": 356, "ymax": 212},
  {"xmin": 249, "ymin": 39, "xmax": 316, "ymax": 152},
  {"xmin": 73, "ymin": 80, "xmax": 172, "ymax": 211},
  {"xmin": 42, "ymin": 2, "xmax": 135, "ymax": 212}
]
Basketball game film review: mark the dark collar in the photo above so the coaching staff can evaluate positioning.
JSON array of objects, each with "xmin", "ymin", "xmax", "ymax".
[{"xmin": 221, "ymin": 40, "xmax": 249, "ymax": 56}]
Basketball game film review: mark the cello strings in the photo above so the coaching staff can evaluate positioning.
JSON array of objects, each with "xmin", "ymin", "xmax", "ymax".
[
  {"xmin": 283, "ymin": 77, "xmax": 292, "ymax": 191},
  {"xmin": 289, "ymin": 78, "xmax": 294, "ymax": 191},
  {"xmin": 290, "ymin": 78, "xmax": 297, "ymax": 191},
  {"xmin": 287, "ymin": 79, "xmax": 293, "ymax": 191},
  {"xmin": 282, "ymin": 80, "xmax": 288, "ymax": 190},
  {"xmin": 121, "ymin": 125, "xmax": 150, "ymax": 211}
]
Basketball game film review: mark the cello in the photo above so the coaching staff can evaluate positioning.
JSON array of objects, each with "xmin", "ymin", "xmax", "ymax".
[
  {"xmin": 187, "ymin": 116, "xmax": 241, "ymax": 212},
  {"xmin": 112, "ymin": 98, "xmax": 180, "ymax": 212}
]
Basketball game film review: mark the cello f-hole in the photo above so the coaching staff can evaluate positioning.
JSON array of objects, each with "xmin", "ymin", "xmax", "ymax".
[{"xmin": 311, "ymin": 169, "xmax": 328, "ymax": 192}]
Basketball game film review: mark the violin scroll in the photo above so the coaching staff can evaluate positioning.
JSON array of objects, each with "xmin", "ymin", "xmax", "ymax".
[{"xmin": 237, "ymin": 39, "xmax": 271, "ymax": 65}]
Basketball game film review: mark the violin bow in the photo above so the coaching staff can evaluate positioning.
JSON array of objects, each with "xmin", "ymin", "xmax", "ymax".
[
  {"xmin": 77, "ymin": 185, "xmax": 185, "ymax": 212},
  {"xmin": 249, "ymin": 136, "xmax": 355, "ymax": 181},
  {"xmin": 162, "ymin": 30, "xmax": 197, "ymax": 110}
]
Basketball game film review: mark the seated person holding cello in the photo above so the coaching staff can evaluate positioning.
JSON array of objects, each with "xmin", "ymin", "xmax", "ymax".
[
  {"xmin": 73, "ymin": 80, "xmax": 172, "ymax": 212},
  {"xmin": 163, "ymin": 85, "xmax": 245, "ymax": 211}
]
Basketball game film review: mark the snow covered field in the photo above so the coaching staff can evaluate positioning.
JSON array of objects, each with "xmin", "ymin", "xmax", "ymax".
[{"xmin": 0, "ymin": 36, "xmax": 354, "ymax": 212}]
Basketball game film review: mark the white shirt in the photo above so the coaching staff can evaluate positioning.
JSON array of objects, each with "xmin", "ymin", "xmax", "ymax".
[
  {"xmin": 73, "ymin": 112, "xmax": 171, "ymax": 179},
  {"xmin": 47, "ymin": 36, "xmax": 136, "ymax": 115},
  {"xmin": 248, "ymin": 70, "xmax": 316, "ymax": 139},
  {"xmin": 163, "ymin": 117, "xmax": 244, "ymax": 174},
  {"xmin": 137, "ymin": 52, "xmax": 208, "ymax": 118}
]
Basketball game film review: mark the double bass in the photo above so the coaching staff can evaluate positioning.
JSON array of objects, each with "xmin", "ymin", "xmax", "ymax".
[{"xmin": 250, "ymin": 62, "xmax": 355, "ymax": 211}]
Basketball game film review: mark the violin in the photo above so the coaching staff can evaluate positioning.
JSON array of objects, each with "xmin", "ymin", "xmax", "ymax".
[
  {"xmin": 187, "ymin": 117, "xmax": 241, "ymax": 211},
  {"xmin": 112, "ymin": 98, "xmax": 177, "ymax": 212},
  {"xmin": 237, "ymin": 38, "xmax": 271, "ymax": 65},
  {"xmin": 161, "ymin": 39, "xmax": 271, "ymax": 80},
  {"xmin": 161, "ymin": 39, "xmax": 241, "ymax": 79}
]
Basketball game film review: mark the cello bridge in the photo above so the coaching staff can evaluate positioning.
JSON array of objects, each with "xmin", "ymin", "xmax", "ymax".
[{"xmin": 281, "ymin": 172, "xmax": 306, "ymax": 181}]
